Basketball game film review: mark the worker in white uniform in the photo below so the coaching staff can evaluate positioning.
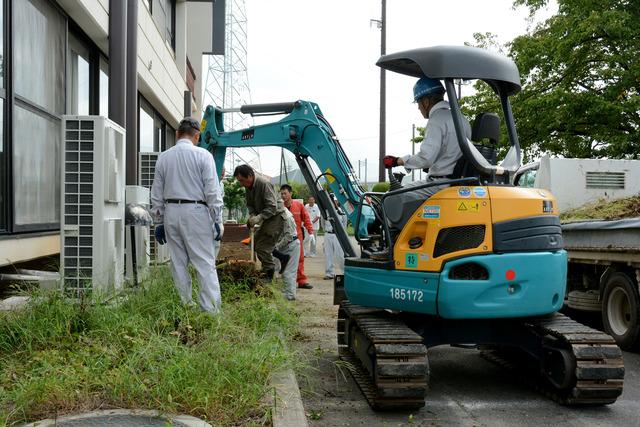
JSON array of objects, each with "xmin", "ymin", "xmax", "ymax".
[
  {"xmin": 323, "ymin": 194, "xmax": 347, "ymax": 280},
  {"xmin": 213, "ymin": 168, "xmax": 226, "ymax": 260},
  {"xmin": 274, "ymin": 199, "xmax": 300, "ymax": 301},
  {"xmin": 151, "ymin": 117, "xmax": 224, "ymax": 314},
  {"xmin": 304, "ymin": 196, "xmax": 321, "ymax": 257},
  {"xmin": 383, "ymin": 76, "xmax": 471, "ymax": 231}
]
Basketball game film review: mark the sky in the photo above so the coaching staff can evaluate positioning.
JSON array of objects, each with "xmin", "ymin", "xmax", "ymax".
[{"xmin": 227, "ymin": 0, "xmax": 556, "ymax": 182}]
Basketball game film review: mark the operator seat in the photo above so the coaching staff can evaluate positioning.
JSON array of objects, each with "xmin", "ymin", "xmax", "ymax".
[
  {"xmin": 451, "ymin": 112, "xmax": 500, "ymax": 179},
  {"xmin": 382, "ymin": 113, "xmax": 500, "ymax": 236}
]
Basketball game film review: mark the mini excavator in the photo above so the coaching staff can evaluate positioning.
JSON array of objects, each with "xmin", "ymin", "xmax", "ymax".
[{"xmin": 199, "ymin": 46, "xmax": 624, "ymax": 410}]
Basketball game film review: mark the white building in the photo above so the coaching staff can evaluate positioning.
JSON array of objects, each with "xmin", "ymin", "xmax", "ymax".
[{"xmin": 0, "ymin": 0, "xmax": 214, "ymax": 267}]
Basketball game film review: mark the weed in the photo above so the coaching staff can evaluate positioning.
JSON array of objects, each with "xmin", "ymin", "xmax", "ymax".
[
  {"xmin": 307, "ymin": 409, "xmax": 323, "ymax": 420},
  {"xmin": 0, "ymin": 266, "xmax": 298, "ymax": 426}
]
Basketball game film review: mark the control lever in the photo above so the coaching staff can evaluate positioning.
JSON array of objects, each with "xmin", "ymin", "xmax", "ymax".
[{"xmin": 387, "ymin": 167, "xmax": 404, "ymax": 191}]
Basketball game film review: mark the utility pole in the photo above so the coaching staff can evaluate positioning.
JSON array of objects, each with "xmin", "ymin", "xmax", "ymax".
[
  {"xmin": 364, "ymin": 159, "xmax": 368, "ymax": 190},
  {"xmin": 372, "ymin": 1, "xmax": 386, "ymax": 182},
  {"xmin": 379, "ymin": 0, "xmax": 387, "ymax": 182}
]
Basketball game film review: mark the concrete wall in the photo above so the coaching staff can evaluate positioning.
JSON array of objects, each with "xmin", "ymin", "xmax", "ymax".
[{"xmin": 186, "ymin": 1, "xmax": 213, "ymax": 119}]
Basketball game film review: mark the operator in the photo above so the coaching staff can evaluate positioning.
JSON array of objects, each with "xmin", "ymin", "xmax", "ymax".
[
  {"xmin": 280, "ymin": 184, "xmax": 314, "ymax": 290},
  {"xmin": 304, "ymin": 196, "xmax": 321, "ymax": 257},
  {"xmin": 323, "ymin": 193, "xmax": 347, "ymax": 280},
  {"xmin": 234, "ymin": 164, "xmax": 284, "ymax": 282},
  {"xmin": 383, "ymin": 76, "xmax": 471, "ymax": 230},
  {"xmin": 151, "ymin": 117, "xmax": 224, "ymax": 314},
  {"xmin": 213, "ymin": 168, "xmax": 226, "ymax": 260}
]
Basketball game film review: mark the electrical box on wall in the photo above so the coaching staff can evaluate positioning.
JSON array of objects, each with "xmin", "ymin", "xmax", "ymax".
[
  {"xmin": 139, "ymin": 152, "xmax": 170, "ymax": 264},
  {"xmin": 61, "ymin": 116, "xmax": 126, "ymax": 297}
]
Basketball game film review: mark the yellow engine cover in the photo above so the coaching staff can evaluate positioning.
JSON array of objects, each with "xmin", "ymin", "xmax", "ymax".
[{"xmin": 393, "ymin": 185, "xmax": 558, "ymax": 272}]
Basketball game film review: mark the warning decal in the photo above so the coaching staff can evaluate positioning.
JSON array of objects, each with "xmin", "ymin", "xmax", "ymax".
[{"xmin": 457, "ymin": 200, "xmax": 480, "ymax": 213}]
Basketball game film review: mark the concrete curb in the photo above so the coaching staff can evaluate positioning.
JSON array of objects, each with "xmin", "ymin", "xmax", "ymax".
[
  {"xmin": 270, "ymin": 367, "xmax": 309, "ymax": 427},
  {"xmin": 268, "ymin": 331, "xmax": 309, "ymax": 427},
  {"xmin": 22, "ymin": 409, "xmax": 211, "ymax": 426}
]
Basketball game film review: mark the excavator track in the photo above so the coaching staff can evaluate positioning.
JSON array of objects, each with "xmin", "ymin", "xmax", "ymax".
[
  {"xmin": 337, "ymin": 302, "xmax": 429, "ymax": 410},
  {"xmin": 481, "ymin": 313, "xmax": 624, "ymax": 405}
]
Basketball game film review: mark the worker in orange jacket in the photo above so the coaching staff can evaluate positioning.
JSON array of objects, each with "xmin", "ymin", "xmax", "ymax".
[{"xmin": 280, "ymin": 184, "xmax": 314, "ymax": 289}]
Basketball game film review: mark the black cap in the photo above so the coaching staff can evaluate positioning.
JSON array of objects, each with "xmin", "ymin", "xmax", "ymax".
[{"xmin": 178, "ymin": 117, "xmax": 200, "ymax": 133}]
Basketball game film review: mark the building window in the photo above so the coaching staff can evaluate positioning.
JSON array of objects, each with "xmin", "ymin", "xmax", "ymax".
[
  {"xmin": 152, "ymin": 0, "xmax": 176, "ymax": 50},
  {"xmin": 68, "ymin": 34, "xmax": 91, "ymax": 115},
  {"xmin": 99, "ymin": 57, "xmax": 109, "ymax": 117},
  {"xmin": 12, "ymin": 0, "xmax": 66, "ymax": 230},
  {"xmin": 139, "ymin": 97, "xmax": 155, "ymax": 152},
  {"xmin": 139, "ymin": 94, "xmax": 176, "ymax": 153},
  {"xmin": 13, "ymin": 106, "xmax": 60, "ymax": 226},
  {"xmin": 0, "ymin": 100, "xmax": 6, "ymax": 232},
  {"xmin": 166, "ymin": 123, "xmax": 175, "ymax": 149},
  {"xmin": 0, "ymin": 0, "xmax": 6, "ymax": 232}
]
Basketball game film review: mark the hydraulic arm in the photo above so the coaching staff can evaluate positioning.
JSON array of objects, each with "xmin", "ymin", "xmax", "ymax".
[{"xmin": 199, "ymin": 100, "xmax": 376, "ymax": 257}]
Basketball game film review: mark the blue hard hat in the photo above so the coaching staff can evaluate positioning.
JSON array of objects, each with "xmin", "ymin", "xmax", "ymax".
[{"xmin": 413, "ymin": 77, "xmax": 445, "ymax": 102}]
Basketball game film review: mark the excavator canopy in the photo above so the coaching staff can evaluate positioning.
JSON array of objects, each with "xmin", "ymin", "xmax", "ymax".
[{"xmin": 376, "ymin": 45, "xmax": 521, "ymax": 96}]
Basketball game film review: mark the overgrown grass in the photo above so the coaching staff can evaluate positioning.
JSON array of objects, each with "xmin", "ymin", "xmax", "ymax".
[
  {"xmin": 0, "ymin": 267, "xmax": 298, "ymax": 426},
  {"xmin": 560, "ymin": 196, "xmax": 640, "ymax": 222}
]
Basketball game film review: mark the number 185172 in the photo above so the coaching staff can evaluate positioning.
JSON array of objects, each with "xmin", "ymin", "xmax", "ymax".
[{"xmin": 389, "ymin": 288, "xmax": 424, "ymax": 302}]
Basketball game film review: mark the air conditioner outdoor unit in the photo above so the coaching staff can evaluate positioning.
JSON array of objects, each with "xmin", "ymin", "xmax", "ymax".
[
  {"xmin": 139, "ymin": 152, "xmax": 170, "ymax": 264},
  {"xmin": 125, "ymin": 185, "xmax": 151, "ymax": 285},
  {"xmin": 61, "ymin": 116, "xmax": 125, "ymax": 297}
]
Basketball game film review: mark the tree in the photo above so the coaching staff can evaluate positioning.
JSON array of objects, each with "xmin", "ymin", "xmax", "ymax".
[
  {"xmin": 371, "ymin": 182, "xmax": 390, "ymax": 192},
  {"xmin": 289, "ymin": 182, "xmax": 312, "ymax": 201},
  {"xmin": 223, "ymin": 178, "xmax": 246, "ymax": 221},
  {"xmin": 463, "ymin": 0, "xmax": 640, "ymax": 161}
]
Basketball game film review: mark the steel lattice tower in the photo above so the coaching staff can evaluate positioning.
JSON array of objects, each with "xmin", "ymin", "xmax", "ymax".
[{"xmin": 203, "ymin": 0, "xmax": 261, "ymax": 173}]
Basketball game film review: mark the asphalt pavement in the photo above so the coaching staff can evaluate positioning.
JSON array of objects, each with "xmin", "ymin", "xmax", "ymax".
[{"xmin": 293, "ymin": 236, "xmax": 640, "ymax": 427}]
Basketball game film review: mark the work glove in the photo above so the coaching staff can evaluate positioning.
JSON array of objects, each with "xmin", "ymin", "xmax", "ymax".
[
  {"xmin": 214, "ymin": 223, "xmax": 224, "ymax": 241},
  {"xmin": 154, "ymin": 224, "xmax": 166, "ymax": 245},
  {"xmin": 247, "ymin": 214, "xmax": 263, "ymax": 228},
  {"xmin": 383, "ymin": 155, "xmax": 399, "ymax": 168}
]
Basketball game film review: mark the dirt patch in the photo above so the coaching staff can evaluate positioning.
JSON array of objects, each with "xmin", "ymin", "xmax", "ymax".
[{"xmin": 216, "ymin": 261, "xmax": 272, "ymax": 298}]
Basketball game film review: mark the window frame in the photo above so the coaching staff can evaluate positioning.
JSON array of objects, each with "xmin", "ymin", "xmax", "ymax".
[
  {"xmin": 10, "ymin": 0, "xmax": 67, "ymax": 233},
  {"xmin": 138, "ymin": 93, "xmax": 176, "ymax": 155},
  {"xmin": 0, "ymin": 0, "xmax": 8, "ymax": 233},
  {"xmin": 6, "ymin": 1, "xmax": 107, "ymax": 234}
]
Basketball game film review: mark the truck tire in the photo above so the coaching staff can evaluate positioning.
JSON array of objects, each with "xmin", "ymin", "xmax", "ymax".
[
  {"xmin": 567, "ymin": 290, "xmax": 601, "ymax": 312},
  {"xmin": 602, "ymin": 272, "xmax": 640, "ymax": 351}
]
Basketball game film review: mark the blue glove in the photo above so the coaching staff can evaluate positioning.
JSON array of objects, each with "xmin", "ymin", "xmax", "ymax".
[
  {"xmin": 214, "ymin": 223, "xmax": 222, "ymax": 241},
  {"xmin": 154, "ymin": 224, "xmax": 166, "ymax": 245}
]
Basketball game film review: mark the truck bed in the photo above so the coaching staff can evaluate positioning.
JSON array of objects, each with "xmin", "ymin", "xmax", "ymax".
[{"xmin": 561, "ymin": 218, "xmax": 640, "ymax": 265}]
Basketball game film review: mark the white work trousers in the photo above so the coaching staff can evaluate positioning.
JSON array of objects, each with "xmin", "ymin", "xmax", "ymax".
[
  {"xmin": 165, "ymin": 203, "xmax": 221, "ymax": 314},
  {"xmin": 280, "ymin": 238, "xmax": 301, "ymax": 300},
  {"xmin": 324, "ymin": 233, "xmax": 344, "ymax": 277}
]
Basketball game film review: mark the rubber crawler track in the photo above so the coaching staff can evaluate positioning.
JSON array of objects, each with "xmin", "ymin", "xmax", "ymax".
[
  {"xmin": 338, "ymin": 303, "xmax": 429, "ymax": 410},
  {"xmin": 481, "ymin": 313, "xmax": 624, "ymax": 405}
]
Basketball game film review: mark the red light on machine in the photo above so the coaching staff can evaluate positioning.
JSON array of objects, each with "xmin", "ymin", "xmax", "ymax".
[{"xmin": 505, "ymin": 269, "xmax": 516, "ymax": 281}]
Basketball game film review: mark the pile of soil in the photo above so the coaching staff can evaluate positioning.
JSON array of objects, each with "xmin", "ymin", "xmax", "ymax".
[
  {"xmin": 217, "ymin": 242, "xmax": 252, "ymax": 262},
  {"xmin": 216, "ymin": 260, "xmax": 272, "ymax": 298},
  {"xmin": 561, "ymin": 196, "xmax": 640, "ymax": 222}
]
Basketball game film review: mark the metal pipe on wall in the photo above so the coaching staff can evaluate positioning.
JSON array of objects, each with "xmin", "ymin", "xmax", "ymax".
[
  {"xmin": 108, "ymin": 0, "xmax": 127, "ymax": 128},
  {"xmin": 184, "ymin": 91, "xmax": 192, "ymax": 117},
  {"xmin": 125, "ymin": 0, "xmax": 138, "ymax": 185}
]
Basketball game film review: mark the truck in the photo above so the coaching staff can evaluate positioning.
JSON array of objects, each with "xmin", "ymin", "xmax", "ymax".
[{"xmin": 514, "ymin": 156, "xmax": 640, "ymax": 350}]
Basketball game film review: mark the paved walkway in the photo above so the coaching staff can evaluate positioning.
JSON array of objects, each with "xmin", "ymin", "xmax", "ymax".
[{"xmin": 293, "ymin": 236, "xmax": 640, "ymax": 427}]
